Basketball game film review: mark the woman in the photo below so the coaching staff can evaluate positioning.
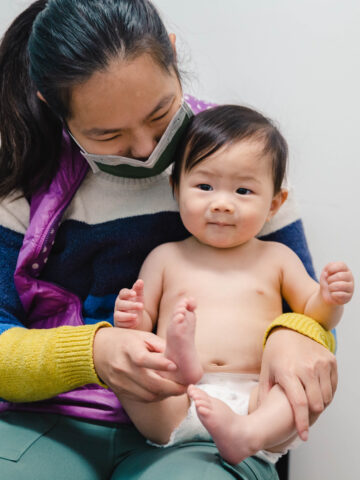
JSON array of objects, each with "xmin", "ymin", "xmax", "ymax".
[{"xmin": 0, "ymin": 1, "xmax": 336, "ymax": 479}]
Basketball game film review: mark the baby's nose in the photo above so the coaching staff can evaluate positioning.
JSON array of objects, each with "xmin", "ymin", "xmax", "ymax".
[{"xmin": 210, "ymin": 199, "xmax": 235, "ymax": 214}]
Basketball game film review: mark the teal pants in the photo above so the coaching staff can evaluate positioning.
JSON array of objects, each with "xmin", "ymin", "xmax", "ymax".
[{"xmin": 0, "ymin": 411, "xmax": 278, "ymax": 480}]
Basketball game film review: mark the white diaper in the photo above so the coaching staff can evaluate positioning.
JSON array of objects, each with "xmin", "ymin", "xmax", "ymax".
[{"xmin": 149, "ymin": 372, "xmax": 293, "ymax": 464}]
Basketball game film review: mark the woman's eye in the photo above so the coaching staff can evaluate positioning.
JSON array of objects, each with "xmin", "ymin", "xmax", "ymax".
[
  {"xmin": 236, "ymin": 187, "xmax": 252, "ymax": 195},
  {"xmin": 98, "ymin": 134, "xmax": 121, "ymax": 142},
  {"xmin": 151, "ymin": 110, "xmax": 170, "ymax": 122},
  {"xmin": 197, "ymin": 184, "xmax": 213, "ymax": 191}
]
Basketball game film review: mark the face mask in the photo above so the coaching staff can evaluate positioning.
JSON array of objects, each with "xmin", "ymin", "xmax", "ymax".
[{"xmin": 68, "ymin": 100, "xmax": 193, "ymax": 178}]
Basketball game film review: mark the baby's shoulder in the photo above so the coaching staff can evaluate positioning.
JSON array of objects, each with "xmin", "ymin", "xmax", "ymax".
[
  {"xmin": 144, "ymin": 239, "xmax": 186, "ymax": 263},
  {"xmin": 256, "ymin": 239, "xmax": 297, "ymax": 261}
]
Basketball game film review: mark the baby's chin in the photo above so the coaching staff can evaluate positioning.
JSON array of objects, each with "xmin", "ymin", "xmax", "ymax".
[{"xmin": 196, "ymin": 235, "xmax": 250, "ymax": 250}]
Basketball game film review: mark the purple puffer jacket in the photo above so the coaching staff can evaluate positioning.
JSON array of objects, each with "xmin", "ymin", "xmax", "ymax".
[{"xmin": 2, "ymin": 96, "xmax": 214, "ymax": 422}]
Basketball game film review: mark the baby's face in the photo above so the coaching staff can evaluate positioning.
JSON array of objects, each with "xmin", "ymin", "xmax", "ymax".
[{"xmin": 177, "ymin": 139, "xmax": 280, "ymax": 249}]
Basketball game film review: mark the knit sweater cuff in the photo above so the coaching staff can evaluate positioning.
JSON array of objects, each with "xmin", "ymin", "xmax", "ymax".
[
  {"xmin": 0, "ymin": 322, "xmax": 111, "ymax": 402},
  {"xmin": 263, "ymin": 313, "xmax": 336, "ymax": 353},
  {"xmin": 55, "ymin": 322, "xmax": 111, "ymax": 389}
]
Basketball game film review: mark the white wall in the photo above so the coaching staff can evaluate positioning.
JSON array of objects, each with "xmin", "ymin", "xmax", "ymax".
[
  {"xmin": 153, "ymin": 2, "xmax": 360, "ymax": 478},
  {"xmin": 1, "ymin": 1, "xmax": 359, "ymax": 479}
]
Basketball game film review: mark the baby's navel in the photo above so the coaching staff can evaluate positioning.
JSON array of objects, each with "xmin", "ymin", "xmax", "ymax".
[{"xmin": 210, "ymin": 359, "xmax": 226, "ymax": 367}]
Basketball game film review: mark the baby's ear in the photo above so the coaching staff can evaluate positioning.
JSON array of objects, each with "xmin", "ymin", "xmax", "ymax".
[
  {"xmin": 169, "ymin": 175, "xmax": 178, "ymax": 200},
  {"xmin": 169, "ymin": 33, "xmax": 177, "ymax": 58},
  {"xmin": 267, "ymin": 189, "xmax": 288, "ymax": 221}
]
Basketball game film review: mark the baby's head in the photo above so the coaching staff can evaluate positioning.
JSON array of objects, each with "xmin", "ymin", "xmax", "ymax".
[
  {"xmin": 171, "ymin": 105, "xmax": 289, "ymax": 248},
  {"xmin": 172, "ymin": 104, "xmax": 287, "ymax": 195}
]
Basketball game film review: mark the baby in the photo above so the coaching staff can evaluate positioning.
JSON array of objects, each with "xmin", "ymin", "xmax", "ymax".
[{"xmin": 114, "ymin": 105, "xmax": 353, "ymax": 464}]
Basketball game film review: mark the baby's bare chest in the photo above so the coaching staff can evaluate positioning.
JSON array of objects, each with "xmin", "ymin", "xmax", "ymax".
[
  {"xmin": 158, "ymin": 261, "xmax": 283, "ymax": 371},
  {"xmin": 162, "ymin": 260, "xmax": 280, "ymax": 305}
]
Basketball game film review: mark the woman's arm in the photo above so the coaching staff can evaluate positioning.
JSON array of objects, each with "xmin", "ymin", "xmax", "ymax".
[
  {"xmin": 0, "ymin": 199, "xmax": 111, "ymax": 401},
  {"xmin": 259, "ymin": 197, "xmax": 338, "ymax": 440},
  {"xmin": 259, "ymin": 326, "xmax": 337, "ymax": 440},
  {"xmin": 0, "ymin": 323, "xmax": 110, "ymax": 401},
  {"xmin": 0, "ymin": 200, "xmax": 184, "ymax": 403}
]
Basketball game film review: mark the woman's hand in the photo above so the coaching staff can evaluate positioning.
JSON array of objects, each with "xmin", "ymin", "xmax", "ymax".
[
  {"xmin": 93, "ymin": 327, "xmax": 187, "ymax": 402},
  {"xmin": 258, "ymin": 328, "xmax": 337, "ymax": 440}
]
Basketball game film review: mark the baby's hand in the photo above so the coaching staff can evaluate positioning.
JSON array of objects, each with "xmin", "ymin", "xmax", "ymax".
[
  {"xmin": 320, "ymin": 262, "xmax": 354, "ymax": 305},
  {"xmin": 114, "ymin": 279, "xmax": 144, "ymax": 329}
]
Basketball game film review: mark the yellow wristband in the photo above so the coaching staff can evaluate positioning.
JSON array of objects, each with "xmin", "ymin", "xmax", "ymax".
[{"xmin": 263, "ymin": 313, "xmax": 336, "ymax": 353}]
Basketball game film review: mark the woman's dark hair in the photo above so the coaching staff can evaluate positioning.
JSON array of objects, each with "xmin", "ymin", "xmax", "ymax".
[
  {"xmin": 172, "ymin": 105, "xmax": 288, "ymax": 194},
  {"xmin": 0, "ymin": 0, "xmax": 178, "ymax": 198}
]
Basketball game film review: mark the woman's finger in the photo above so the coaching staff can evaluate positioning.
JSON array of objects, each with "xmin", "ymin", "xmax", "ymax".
[
  {"xmin": 330, "ymin": 358, "xmax": 338, "ymax": 395},
  {"xmin": 318, "ymin": 367, "xmax": 334, "ymax": 407},
  {"xmin": 131, "ymin": 349, "xmax": 177, "ymax": 372},
  {"xmin": 303, "ymin": 374, "xmax": 325, "ymax": 415},
  {"xmin": 257, "ymin": 366, "xmax": 273, "ymax": 407},
  {"xmin": 144, "ymin": 370, "xmax": 187, "ymax": 399},
  {"xmin": 111, "ymin": 375, "xmax": 160, "ymax": 402},
  {"xmin": 143, "ymin": 332, "xmax": 166, "ymax": 353},
  {"xmin": 113, "ymin": 370, "xmax": 186, "ymax": 402},
  {"xmin": 278, "ymin": 375, "xmax": 309, "ymax": 440}
]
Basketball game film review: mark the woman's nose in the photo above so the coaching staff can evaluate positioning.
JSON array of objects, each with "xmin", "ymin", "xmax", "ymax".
[{"xmin": 128, "ymin": 129, "xmax": 159, "ymax": 160}]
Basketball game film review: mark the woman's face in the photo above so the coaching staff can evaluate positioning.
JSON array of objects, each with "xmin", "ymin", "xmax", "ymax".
[{"xmin": 67, "ymin": 53, "xmax": 182, "ymax": 160}]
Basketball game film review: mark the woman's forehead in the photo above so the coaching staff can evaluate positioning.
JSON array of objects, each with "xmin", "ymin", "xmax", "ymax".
[{"xmin": 68, "ymin": 54, "xmax": 182, "ymax": 131}]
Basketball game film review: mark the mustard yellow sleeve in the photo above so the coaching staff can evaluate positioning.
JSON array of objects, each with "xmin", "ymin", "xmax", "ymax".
[
  {"xmin": 263, "ymin": 313, "xmax": 336, "ymax": 353},
  {"xmin": 0, "ymin": 322, "xmax": 111, "ymax": 402}
]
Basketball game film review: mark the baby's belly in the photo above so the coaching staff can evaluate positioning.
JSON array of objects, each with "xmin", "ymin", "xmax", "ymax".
[
  {"xmin": 159, "ymin": 301, "xmax": 281, "ymax": 374},
  {"xmin": 196, "ymin": 318, "xmax": 266, "ymax": 374}
]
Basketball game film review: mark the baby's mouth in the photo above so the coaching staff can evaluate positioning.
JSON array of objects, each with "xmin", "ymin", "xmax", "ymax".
[{"xmin": 208, "ymin": 221, "xmax": 234, "ymax": 227}]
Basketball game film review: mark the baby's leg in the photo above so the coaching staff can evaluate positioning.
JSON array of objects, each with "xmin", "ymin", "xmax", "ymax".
[
  {"xmin": 120, "ymin": 299, "xmax": 203, "ymax": 445},
  {"xmin": 162, "ymin": 298, "xmax": 203, "ymax": 385},
  {"xmin": 121, "ymin": 393, "xmax": 190, "ymax": 445},
  {"xmin": 188, "ymin": 383, "xmax": 302, "ymax": 465}
]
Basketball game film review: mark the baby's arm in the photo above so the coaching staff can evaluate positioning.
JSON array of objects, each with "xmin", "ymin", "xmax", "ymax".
[
  {"xmin": 280, "ymin": 246, "xmax": 354, "ymax": 330},
  {"xmin": 114, "ymin": 245, "xmax": 168, "ymax": 332}
]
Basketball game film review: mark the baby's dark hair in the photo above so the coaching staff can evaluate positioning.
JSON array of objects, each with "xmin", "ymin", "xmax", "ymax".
[{"xmin": 172, "ymin": 105, "xmax": 288, "ymax": 194}]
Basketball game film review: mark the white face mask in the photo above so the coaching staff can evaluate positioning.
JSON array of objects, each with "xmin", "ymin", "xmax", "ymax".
[{"xmin": 68, "ymin": 100, "xmax": 193, "ymax": 178}]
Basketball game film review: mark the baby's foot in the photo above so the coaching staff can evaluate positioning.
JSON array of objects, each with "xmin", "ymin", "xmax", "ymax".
[
  {"xmin": 188, "ymin": 386, "xmax": 261, "ymax": 465},
  {"xmin": 163, "ymin": 298, "xmax": 203, "ymax": 385}
]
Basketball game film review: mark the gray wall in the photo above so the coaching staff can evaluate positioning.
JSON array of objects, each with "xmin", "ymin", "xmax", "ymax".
[{"xmin": 1, "ymin": 1, "xmax": 359, "ymax": 479}]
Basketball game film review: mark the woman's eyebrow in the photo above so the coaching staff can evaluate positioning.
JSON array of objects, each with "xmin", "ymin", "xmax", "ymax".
[
  {"xmin": 145, "ymin": 94, "xmax": 175, "ymax": 119},
  {"xmin": 82, "ymin": 94, "xmax": 175, "ymax": 137}
]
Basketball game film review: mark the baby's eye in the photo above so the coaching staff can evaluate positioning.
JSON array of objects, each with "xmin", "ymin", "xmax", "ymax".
[
  {"xmin": 236, "ymin": 188, "xmax": 252, "ymax": 195},
  {"xmin": 197, "ymin": 184, "xmax": 213, "ymax": 191}
]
